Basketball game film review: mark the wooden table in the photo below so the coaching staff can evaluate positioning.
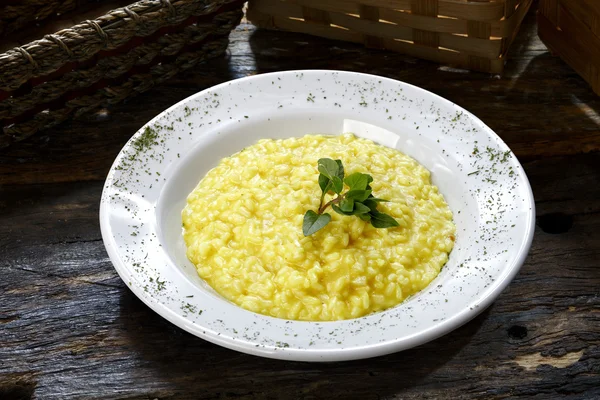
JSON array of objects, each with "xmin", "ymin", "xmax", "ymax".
[{"xmin": 1, "ymin": 5, "xmax": 599, "ymax": 399}]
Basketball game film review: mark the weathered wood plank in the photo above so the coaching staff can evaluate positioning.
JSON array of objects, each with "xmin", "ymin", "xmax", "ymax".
[
  {"xmin": 1, "ymin": 153, "xmax": 599, "ymax": 399},
  {"xmin": 1, "ymin": 11, "xmax": 600, "ymax": 186},
  {"xmin": 1, "ymin": 4, "xmax": 599, "ymax": 399}
]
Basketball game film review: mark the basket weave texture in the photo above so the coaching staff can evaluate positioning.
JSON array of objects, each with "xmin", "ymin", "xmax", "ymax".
[
  {"xmin": 538, "ymin": 0, "xmax": 600, "ymax": 95},
  {"xmin": 248, "ymin": 0, "xmax": 532, "ymax": 74},
  {"xmin": 1, "ymin": 0, "xmax": 77, "ymax": 37},
  {"xmin": 0, "ymin": 0, "xmax": 244, "ymax": 148}
]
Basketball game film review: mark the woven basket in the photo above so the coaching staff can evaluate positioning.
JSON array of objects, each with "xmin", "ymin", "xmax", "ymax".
[
  {"xmin": 247, "ymin": 0, "xmax": 532, "ymax": 74},
  {"xmin": 0, "ymin": 0, "xmax": 244, "ymax": 148},
  {"xmin": 538, "ymin": 0, "xmax": 600, "ymax": 95},
  {"xmin": 1, "ymin": 0, "xmax": 78, "ymax": 37}
]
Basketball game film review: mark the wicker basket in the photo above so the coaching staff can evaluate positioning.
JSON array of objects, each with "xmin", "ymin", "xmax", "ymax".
[
  {"xmin": 538, "ymin": 0, "xmax": 600, "ymax": 95},
  {"xmin": 1, "ymin": 0, "xmax": 78, "ymax": 37},
  {"xmin": 247, "ymin": 0, "xmax": 533, "ymax": 74},
  {"xmin": 0, "ymin": 0, "xmax": 244, "ymax": 148}
]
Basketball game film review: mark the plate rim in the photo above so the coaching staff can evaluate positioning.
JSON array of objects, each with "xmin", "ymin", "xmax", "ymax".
[{"xmin": 99, "ymin": 69, "xmax": 536, "ymax": 361}]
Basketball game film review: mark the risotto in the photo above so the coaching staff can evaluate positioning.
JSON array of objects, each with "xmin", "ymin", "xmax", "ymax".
[{"xmin": 182, "ymin": 134, "xmax": 455, "ymax": 321}]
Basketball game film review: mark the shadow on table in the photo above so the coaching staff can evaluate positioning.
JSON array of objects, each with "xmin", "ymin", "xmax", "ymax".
[
  {"xmin": 0, "ymin": 53, "xmax": 237, "ymax": 184},
  {"xmin": 118, "ymin": 289, "xmax": 490, "ymax": 398},
  {"xmin": 246, "ymin": 27, "xmax": 445, "ymax": 84}
]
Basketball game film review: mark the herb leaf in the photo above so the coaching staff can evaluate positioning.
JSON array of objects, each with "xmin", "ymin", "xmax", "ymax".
[
  {"xmin": 363, "ymin": 198, "xmax": 388, "ymax": 211},
  {"xmin": 344, "ymin": 172, "xmax": 372, "ymax": 191},
  {"xmin": 332, "ymin": 204, "xmax": 351, "ymax": 216},
  {"xmin": 369, "ymin": 211, "xmax": 400, "ymax": 228},
  {"xmin": 318, "ymin": 174, "xmax": 330, "ymax": 193},
  {"xmin": 340, "ymin": 198, "xmax": 354, "ymax": 212},
  {"xmin": 335, "ymin": 160, "xmax": 345, "ymax": 180},
  {"xmin": 353, "ymin": 202, "xmax": 371, "ymax": 215},
  {"xmin": 331, "ymin": 176, "xmax": 344, "ymax": 194},
  {"xmin": 318, "ymin": 158, "xmax": 339, "ymax": 180},
  {"xmin": 303, "ymin": 211, "xmax": 331, "ymax": 236},
  {"xmin": 305, "ymin": 158, "xmax": 399, "ymax": 235},
  {"xmin": 359, "ymin": 213, "xmax": 371, "ymax": 221},
  {"xmin": 345, "ymin": 189, "xmax": 372, "ymax": 202}
]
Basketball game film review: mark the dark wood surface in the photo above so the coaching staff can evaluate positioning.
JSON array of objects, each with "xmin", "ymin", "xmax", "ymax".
[{"xmin": 1, "ymin": 5, "xmax": 599, "ymax": 399}]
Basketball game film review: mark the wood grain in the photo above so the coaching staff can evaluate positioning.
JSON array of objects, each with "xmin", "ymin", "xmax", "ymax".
[
  {"xmin": 2, "ymin": 10, "xmax": 600, "ymax": 186},
  {"xmin": 1, "ymin": 3, "xmax": 599, "ymax": 399}
]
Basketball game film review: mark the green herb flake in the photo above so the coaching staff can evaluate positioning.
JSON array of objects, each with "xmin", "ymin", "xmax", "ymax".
[{"xmin": 132, "ymin": 126, "xmax": 159, "ymax": 155}]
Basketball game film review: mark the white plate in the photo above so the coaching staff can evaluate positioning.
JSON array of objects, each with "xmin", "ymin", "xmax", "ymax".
[{"xmin": 100, "ymin": 70, "xmax": 535, "ymax": 362}]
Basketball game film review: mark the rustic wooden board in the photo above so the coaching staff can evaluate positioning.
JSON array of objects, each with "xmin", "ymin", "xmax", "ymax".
[
  {"xmin": 2, "ymin": 11, "xmax": 600, "ymax": 186},
  {"xmin": 1, "ymin": 5, "xmax": 599, "ymax": 400}
]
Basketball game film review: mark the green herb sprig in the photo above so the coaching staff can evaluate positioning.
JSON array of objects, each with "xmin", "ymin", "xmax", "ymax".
[{"xmin": 303, "ymin": 158, "xmax": 400, "ymax": 236}]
